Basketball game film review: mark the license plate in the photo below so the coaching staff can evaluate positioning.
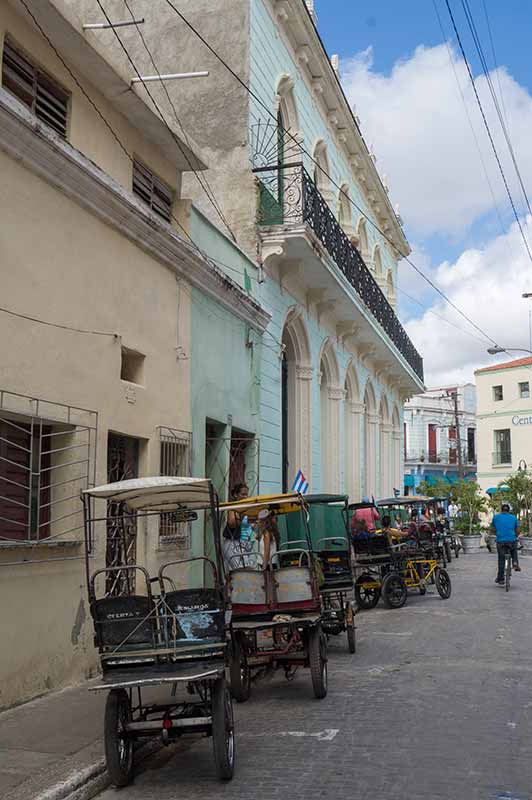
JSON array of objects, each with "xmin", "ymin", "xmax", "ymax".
[{"xmin": 328, "ymin": 557, "xmax": 340, "ymax": 563}]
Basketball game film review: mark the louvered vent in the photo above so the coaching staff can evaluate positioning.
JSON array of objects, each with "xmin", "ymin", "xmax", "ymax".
[
  {"xmin": 2, "ymin": 39, "xmax": 69, "ymax": 138},
  {"xmin": 133, "ymin": 159, "xmax": 174, "ymax": 222}
]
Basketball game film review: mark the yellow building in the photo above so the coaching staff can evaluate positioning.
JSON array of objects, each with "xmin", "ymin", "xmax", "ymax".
[
  {"xmin": 475, "ymin": 356, "xmax": 532, "ymax": 494},
  {"xmin": 0, "ymin": 0, "xmax": 264, "ymax": 709}
]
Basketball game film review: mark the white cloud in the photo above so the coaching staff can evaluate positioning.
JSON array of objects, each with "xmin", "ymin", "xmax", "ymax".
[
  {"xmin": 404, "ymin": 217, "xmax": 532, "ymax": 386},
  {"xmin": 341, "ymin": 44, "xmax": 532, "ymax": 237}
]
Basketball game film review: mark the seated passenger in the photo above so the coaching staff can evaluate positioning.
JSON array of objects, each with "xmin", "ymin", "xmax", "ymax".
[
  {"xmin": 255, "ymin": 509, "xmax": 280, "ymax": 570},
  {"xmin": 377, "ymin": 515, "xmax": 402, "ymax": 544},
  {"xmin": 351, "ymin": 498, "xmax": 380, "ymax": 533}
]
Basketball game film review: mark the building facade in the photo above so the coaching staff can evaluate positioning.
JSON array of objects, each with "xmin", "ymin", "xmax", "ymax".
[
  {"xmin": 0, "ymin": 0, "xmax": 267, "ymax": 708},
  {"xmin": 475, "ymin": 357, "xmax": 532, "ymax": 494},
  {"xmin": 79, "ymin": 0, "xmax": 425, "ymax": 500},
  {"xmin": 404, "ymin": 385, "xmax": 477, "ymax": 494}
]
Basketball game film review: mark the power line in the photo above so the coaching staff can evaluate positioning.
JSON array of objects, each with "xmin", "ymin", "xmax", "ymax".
[
  {"xmin": 396, "ymin": 286, "xmax": 488, "ymax": 346},
  {"xmin": 444, "ymin": 0, "xmax": 532, "ymax": 264},
  {"xmin": 162, "ymin": 0, "xmax": 504, "ymax": 348},
  {"xmin": 432, "ymin": 0, "xmax": 505, "ymax": 237},
  {"xmin": 0, "ymin": 304, "xmax": 118, "ymax": 337},
  {"xmin": 93, "ymin": 0, "xmax": 237, "ymax": 242},
  {"xmin": 481, "ymin": 0, "xmax": 509, "ymax": 130},
  {"xmin": 461, "ymin": 0, "xmax": 532, "ymax": 217}
]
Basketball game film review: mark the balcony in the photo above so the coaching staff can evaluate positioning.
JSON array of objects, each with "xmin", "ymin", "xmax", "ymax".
[
  {"xmin": 493, "ymin": 450, "xmax": 512, "ymax": 467},
  {"xmin": 254, "ymin": 162, "xmax": 424, "ymax": 382}
]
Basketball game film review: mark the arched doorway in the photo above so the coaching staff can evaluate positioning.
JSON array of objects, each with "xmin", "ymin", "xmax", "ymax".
[
  {"xmin": 281, "ymin": 309, "xmax": 312, "ymax": 492},
  {"xmin": 379, "ymin": 396, "xmax": 391, "ymax": 498},
  {"xmin": 313, "ymin": 139, "xmax": 334, "ymax": 207},
  {"xmin": 319, "ymin": 340, "xmax": 341, "ymax": 492},
  {"xmin": 392, "ymin": 405, "xmax": 402, "ymax": 493}
]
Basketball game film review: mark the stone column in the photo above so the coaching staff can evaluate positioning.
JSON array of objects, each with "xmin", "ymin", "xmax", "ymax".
[
  {"xmin": 380, "ymin": 423, "xmax": 394, "ymax": 497},
  {"xmin": 327, "ymin": 385, "xmax": 345, "ymax": 493},
  {"xmin": 392, "ymin": 427, "xmax": 402, "ymax": 494},
  {"xmin": 295, "ymin": 365, "xmax": 313, "ymax": 487},
  {"xmin": 367, "ymin": 413, "xmax": 380, "ymax": 499},
  {"xmin": 345, "ymin": 400, "xmax": 364, "ymax": 500}
]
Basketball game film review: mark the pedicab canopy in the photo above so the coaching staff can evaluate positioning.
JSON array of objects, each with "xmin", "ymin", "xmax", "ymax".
[
  {"xmin": 219, "ymin": 492, "xmax": 303, "ymax": 519},
  {"xmin": 83, "ymin": 476, "xmax": 214, "ymax": 511}
]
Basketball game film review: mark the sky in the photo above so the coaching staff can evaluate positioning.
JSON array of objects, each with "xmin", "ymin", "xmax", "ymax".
[{"xmin": 315, "ymin": 0, "xmax": 532, "ymax": 387}]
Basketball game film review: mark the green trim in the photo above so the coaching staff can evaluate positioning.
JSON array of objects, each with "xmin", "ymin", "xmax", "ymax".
[{"xmin": 477, "ymin": 407, "xmax": 532, "ymax": 419}]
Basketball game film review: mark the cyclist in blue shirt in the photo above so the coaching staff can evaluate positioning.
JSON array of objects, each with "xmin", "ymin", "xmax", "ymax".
[{"xmin": 491, "ymin": 504, "xmax": 521, "ymax": 584}]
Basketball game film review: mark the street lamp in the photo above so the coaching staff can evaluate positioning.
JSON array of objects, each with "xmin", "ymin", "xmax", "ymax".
[{"xmin": 487, "ymin": 346, "xmax": 532, "ymax": 355}]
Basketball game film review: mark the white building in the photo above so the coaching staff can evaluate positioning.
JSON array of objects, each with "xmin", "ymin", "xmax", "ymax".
[
  {"xmin": 476, "ymin": 357, "xmax": 532, "ymax": 493},
  {"xmin": 404, "ymin": 384, "xmax": 477, "ymax": 494}
]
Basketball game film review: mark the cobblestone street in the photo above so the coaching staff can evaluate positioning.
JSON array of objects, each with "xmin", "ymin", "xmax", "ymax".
[{"xmin": 94, "ymin": 554, "xmax": 532, "ymax": 800}]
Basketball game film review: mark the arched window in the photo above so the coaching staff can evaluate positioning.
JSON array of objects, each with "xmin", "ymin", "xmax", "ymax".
[
  {"xmin": 356, "ymin": 217, "xmax": 369, "ymax": 261},
  {"xmin": 386, "ymin": 270, "xmax": 396, "ymax": 306},
  {"xmin": 363, "ymin": 381, "xmax": 377, "ymax": 498},
  {"xmin": 281, "ymin": 309, "xmax": 312, "ymax": 492},
  {"xmin": 379, "ymin": 396, "xmax": 391, "ymax": 497},
  {"xmin": 338, "ymin": 183, "xmax": 353, "ymax": 235},
  {"xmin": 373, "ymin": 245, "xmax": 383, "ymax": 277}
]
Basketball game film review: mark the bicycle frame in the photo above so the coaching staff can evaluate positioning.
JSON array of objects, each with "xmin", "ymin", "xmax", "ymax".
[{"xmin": 403, "ymin": 557, "xmax": 439, "ymax": 588}]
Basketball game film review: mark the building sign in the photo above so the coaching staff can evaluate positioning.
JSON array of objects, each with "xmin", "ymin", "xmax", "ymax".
[{"xmin": 512, "ymin": 415, "xmax": 532, "ymax": 425}]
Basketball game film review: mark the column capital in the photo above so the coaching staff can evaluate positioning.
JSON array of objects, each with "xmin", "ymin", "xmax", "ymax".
[
  {"xmin": 349, "ymin": 401, "xmax": 365, "ymax": 414},
  {"xmin": 381, "ymin": 423, "xmax": 394, "ymax": 433},
  {"xmin": 296, "ymin": 364, "xmax": 314, "ymax": 381},
  {"xmin": 328, "ymin": 385, "xmax": 346, "ymax": 401},
  {"xmin": 368, "ymin": 413, "xmax": 381, "ymax": 425}
]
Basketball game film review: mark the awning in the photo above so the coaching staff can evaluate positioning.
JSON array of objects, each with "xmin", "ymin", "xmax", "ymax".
[
  {"xmin": 84, "ymin": 476, "xmax": 213, "ymax": 510},
  {"xmin": 404, "ymin": 475, "xmax": 415, "ymax": 487},
  {"xmin": 486, "ymin": 486, "xmax": 509, "ymax": 495}
]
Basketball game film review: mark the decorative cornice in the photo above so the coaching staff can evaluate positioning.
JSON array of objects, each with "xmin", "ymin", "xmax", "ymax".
[{"xmin": 0, "ymin": 90, "xmax": 271, "ymax": 335}]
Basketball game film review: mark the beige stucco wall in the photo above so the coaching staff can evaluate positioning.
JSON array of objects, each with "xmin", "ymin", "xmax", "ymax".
[
  {"xmin": 476, "ymin": 364, "xmax": 532, "ymax": 493},
  {"xmin": 0, "ymin": 4, "xmax": 179, "ymax": 195},
  {"xmin": 0, "ymin": 147, "xmax": 191, "ymax": 709}
]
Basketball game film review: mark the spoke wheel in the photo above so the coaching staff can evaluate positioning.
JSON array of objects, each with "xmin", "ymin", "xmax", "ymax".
[
  {"xmin": 308, "ymin": 625, "xmax": 328, "ymax": 699},
  {"xmin": 381, "ymin": 574, "xmax": 407, "ymax": 609},
  {"xmin": 436, "ymin": 567, "xmax": 452, "ymax": 599},
  {"xmin": 355, "ymin": 573, "xmax": 381, "ymax": 610},
  {"xmin": 212, "ymin": 679, "xmax": 235, "ymax": 781},
  {"xmin": 229, "ymin": 637, "xmax": 251, "ymax": 703},
  {"xmin": 505, "ymin": 557, "xmax": 512, "ymax": 593},
  {"xmin": 104, "ymin": 689, "xmax": 134, "ymax": 787}
]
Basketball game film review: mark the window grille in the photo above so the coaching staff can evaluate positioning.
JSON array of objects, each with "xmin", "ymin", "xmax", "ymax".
[
  {"xmin": 133, "ymin": 159, "xmax": 174, "ymax": 222},
  {"xmin": 158, "ymin": 427, "xmax": 192, "ymax": 546},
  {"xmin": 2, "ymin": 39, "xmax": 69, "ymax": 138},
  {"xmin": 0, "ymin": 391, "xmax": 97, "ymax": 544}
]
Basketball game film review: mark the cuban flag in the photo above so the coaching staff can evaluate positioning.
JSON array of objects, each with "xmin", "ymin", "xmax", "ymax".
[{"xmin": 291, "ymin": 470, "xmax": 309, "ymax": 494}]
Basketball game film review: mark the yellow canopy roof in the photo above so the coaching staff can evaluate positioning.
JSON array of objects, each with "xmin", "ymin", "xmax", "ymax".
[{"xmin": 220, "ymin": 492, "xmax": 303, "ymax": 518}]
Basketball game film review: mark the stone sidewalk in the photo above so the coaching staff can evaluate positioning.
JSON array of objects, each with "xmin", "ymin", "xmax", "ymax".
[{"xmin": 0, "ymin": 682, "xmax": 107, "ymax": 800}]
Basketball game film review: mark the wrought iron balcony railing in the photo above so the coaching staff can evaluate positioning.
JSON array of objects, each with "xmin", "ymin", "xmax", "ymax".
[{"xmin": 253, "ymin": 162, "xmax": 424, "ymax": 382}]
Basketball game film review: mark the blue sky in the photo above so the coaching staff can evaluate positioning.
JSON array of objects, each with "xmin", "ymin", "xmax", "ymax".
[{"xmin": 315, "ymin": 0, "xmax": 532, "ymax": 385}]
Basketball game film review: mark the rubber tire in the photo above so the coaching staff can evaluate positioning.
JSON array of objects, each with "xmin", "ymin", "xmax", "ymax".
[
  {"xmin": 346, "ymin": 604, "xmax": 356, "ymax": 654},
  {"xmin": 381, "ymin": 573, "xmax": 408, "ymax": 609},
  {"xmin": 308, "ymin": 625, "xmax": 328, "ymax": 699},
  {"xmin": 229, "ymin": 638, "xmax": 251, "ymax": 703},
  {"xmin": 436, "ymin": 567, "xmax": 452, "ymax": 599},
  {"xmin": 454, "ymin": 546, "xmax": 460, "ymax": 559},
  {"xmin": 445, "ymin": 542, "xmax": 452, "ymax": 563},
  {"xmin": 355, "ymin": 574, "xmax": 381, "ymax": 610},
  {"xmin": 212, "ymin": 679, "xmax": 235, "ymax": 781},
  {"xmin": 104, "ymin": 689, "xmax": 134, "ymax": 788},
  {"xmin": 505, "ymin": 556, "xmax": 511, "ymax": 593},
  {"xmin": 419, "ymin": 584, "xmax": 427, "ymax": 596}
]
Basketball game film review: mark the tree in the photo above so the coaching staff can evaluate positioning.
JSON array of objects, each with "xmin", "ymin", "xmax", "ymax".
[
  {"xmin": 417, "ymin": 479, "xmax": 452, "ymax": 500},
  {"xmin": 453, "ymin": 480, "xmax": 487, "ymax": 535}
]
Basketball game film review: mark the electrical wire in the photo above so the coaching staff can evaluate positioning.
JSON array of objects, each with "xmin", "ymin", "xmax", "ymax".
[
  {"xmin": 0, "ymin": 304, "xmax": 118, "ymax": 337},
  {"xmin": 94, "ymin": 0, "xmax": 237, "ymax": 242},
  {"xmin": 461, "ymin": 0, "xmax": 532, "ymax": 217},
  {"xmin": 481, "ymin": 0, "xmax": 509, "ymax": 130},
  {"xmin": 395, "ymin": 287, "xmax": 488, "ymax": 346},
  {"xmin": 444, "ymin": 0, "xmax": 532, "ymax": 263},
  {"xmin": 162, "ymin": 0, "xmax": 504, "ymax": 349},
  {"xmin": 432, "ymin": 0, "xmax": 505, "ymax": 236}
]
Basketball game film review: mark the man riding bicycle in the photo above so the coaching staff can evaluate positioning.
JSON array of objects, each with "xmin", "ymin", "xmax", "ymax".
[{"xmin": 491, "ymin": 503, "xmax": 521, "ymax": 585}]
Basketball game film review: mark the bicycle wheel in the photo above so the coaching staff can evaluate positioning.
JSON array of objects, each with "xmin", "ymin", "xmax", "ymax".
[{"xmin": 505, "ymin": 553, "xmax": 511, "ymax": 592}]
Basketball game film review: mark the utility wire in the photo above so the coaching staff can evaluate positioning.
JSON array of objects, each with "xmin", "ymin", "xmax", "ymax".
[
  {"xmin": 461, "ymin": 0, "xmax": 532, "ymax": 216},
  {"xmin": 432, "ymin": 0, "xmax": 505, "ymax": 236},
  {"xmin": 444, "ymin": 0, "xmax": 532, "ymax": 263},
  {"xmin": 0, "ymin": 304, "xmax": 118, "ymax": 337},
  {"xmin": 162, "ymin": 0, "xmax": 504, "ymax": 348},
  {"xmin": 94, "ymin": 0, "xmax": 237, "ymax": 242},
  {"xmin": 396, "ymin": 286, "xmax": 488, "ymax": 346},
  {"xmin": 481, "ymin": 0, "xmax": 509, "ymax": 129}
]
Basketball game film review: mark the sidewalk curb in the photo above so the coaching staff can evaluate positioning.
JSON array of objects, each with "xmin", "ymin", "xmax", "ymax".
[{"xmin": 33, "ymin": 742, "xmax": 162, "ymax": 800}]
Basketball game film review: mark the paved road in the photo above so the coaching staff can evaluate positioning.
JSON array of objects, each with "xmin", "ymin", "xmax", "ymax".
[{"xmin": 96, "ymin": 554, "xmax": 532, "ymax": 800}]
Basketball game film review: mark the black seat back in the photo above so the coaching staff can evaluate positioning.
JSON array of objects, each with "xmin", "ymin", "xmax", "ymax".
[
  {"xmin": 92, "ymin": 596, "xmax": 155, "ymax": 648},
  {"xmin": 162, "ymin": 588, "xmax": 225, "ymax": 644}
]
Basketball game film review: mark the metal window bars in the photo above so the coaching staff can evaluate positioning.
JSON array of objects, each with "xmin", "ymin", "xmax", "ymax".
[
  {"xmin": 0, "ymin": 389, "xmax": 97, "ymax": 545},
  {"xmin": 158, "ymin": 426, "xmax": 192, "ymax": 547}
]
